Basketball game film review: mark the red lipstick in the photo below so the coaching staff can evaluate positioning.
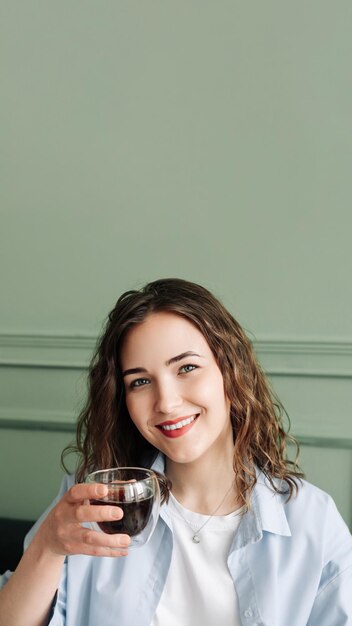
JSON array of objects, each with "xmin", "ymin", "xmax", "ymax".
[{"xmin": 156, "ymin": 414, "xmax": 199, "ymax": 438}]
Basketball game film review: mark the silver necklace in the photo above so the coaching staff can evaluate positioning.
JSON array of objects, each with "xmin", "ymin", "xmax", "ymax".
[{"xmin": 170, "ymin": 483, "xmax": 235, "ymax": 544}]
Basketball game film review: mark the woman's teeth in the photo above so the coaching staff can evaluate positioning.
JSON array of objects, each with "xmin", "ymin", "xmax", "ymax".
[{"xmin": 160, "ymin": 415, "xmax": 197, "ymax": 431}]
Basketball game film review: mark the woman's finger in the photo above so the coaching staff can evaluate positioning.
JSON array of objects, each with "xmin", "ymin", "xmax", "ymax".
[
  {"xmin": 79, "ymin": 528, "xmax": 131, "ymax": 550},
  {"xmin": 74, "ymin": 503, "xmax": 123, "ymax": 524},
  {"xmin": 58, "ymin": 527, "xmax": 131, "ymax": 556},
  {"xmin": 66, "ymin": 482, "xmax": 108, "ymax": 504}
]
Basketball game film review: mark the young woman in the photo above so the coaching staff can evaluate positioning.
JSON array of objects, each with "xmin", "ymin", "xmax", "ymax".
[{"xmin": 1, "ymin": 278, "xmax": 351, "ymax": 626}]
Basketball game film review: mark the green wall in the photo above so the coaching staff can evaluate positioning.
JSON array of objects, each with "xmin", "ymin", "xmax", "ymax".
[{"xmin": 1, "ymin": 2, "xmax": 351, "ymax": 528}]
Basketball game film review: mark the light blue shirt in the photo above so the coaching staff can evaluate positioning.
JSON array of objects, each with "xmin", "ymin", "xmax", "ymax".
[{"xmin": 2, "ymin": 453, "xmax": 352, "ymax": 625}]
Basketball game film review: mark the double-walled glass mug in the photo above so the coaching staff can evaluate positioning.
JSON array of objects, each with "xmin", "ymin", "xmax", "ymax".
[{"xmin": 85, "ymin": 467, "xmax": 161, "ymax": 548}]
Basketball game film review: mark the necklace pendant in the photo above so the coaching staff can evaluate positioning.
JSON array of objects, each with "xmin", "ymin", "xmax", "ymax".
[{"xmin": 192, "ymin": 534, "xmax": 201, "ymax": 543}]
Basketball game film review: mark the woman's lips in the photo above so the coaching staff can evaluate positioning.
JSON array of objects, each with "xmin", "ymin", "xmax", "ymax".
[{"xmin": 156, "ymin": 414, "xmax": 199, "ymax": 438}]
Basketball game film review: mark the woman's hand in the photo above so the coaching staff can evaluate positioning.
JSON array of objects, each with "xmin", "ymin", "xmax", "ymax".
[
  {"xmin": 0, "ymin": 482, "xmax": 130, "ymax": 626},
  {"xmin": 35, "ymin": 482, "xmax": 131, "ymax": 558}
]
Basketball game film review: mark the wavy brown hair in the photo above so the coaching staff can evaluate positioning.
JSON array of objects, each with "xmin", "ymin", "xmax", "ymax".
[{"xmin": 62, "ymin": 277, "xmax": 304, "ymax": 506}]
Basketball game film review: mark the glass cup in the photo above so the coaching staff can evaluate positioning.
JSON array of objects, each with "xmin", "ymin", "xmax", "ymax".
[{"xmin": 85, "ymin": 467, "xmax": 161, "ymax": 548}]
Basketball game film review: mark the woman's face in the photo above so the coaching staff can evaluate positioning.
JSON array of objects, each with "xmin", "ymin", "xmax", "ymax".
[{"xmin": 120, "ymin": 311, "xmax": 233, "ymax": 466}]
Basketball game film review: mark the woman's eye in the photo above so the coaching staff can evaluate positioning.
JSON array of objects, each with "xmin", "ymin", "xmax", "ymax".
[
  {"xmin": 130, "ymin": 378, "xmax": 149, "ymax": 389},
  {"xmin": 179, "ymin": 364, "xmax": 198, "ymax": 374}
]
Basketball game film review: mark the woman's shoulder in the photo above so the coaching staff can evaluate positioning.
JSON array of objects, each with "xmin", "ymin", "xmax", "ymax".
[
  {"xmin": 41, "ymin": 472, "xmax": 76, "ymax": 503},
  {"xmin": 279, "ymin": 478, "xmax": 351, "ymax": 557},
  {"xmin": 58, "ymin": 472, "xmax": 76, "ymax": 492},
  {"xmin": 284, "ymin": 477, "xmax": 343, "ymax": 521},
  {"xmin": 289, "ymin": 476, "xmax": 335, "ymax": 507},
  {"xmin": 23, "ymin": 472, "xmax": 77, "ymax": 549},
  {"xmin": 257, "ymin": 471, "xmax": 350, "ymax": 538},
  {"xmin": 254, "ymin": 473, "xmax": 352, "ymax": 570}
]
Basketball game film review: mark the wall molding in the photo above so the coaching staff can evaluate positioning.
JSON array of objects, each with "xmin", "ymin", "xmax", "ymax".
[
  {"xmin": 0, "ymin": 410, "xmax": 351, "ymax": 449},
  {"xmin": 0, "ymin": 333, "xmax": 96, "ymax": 369},
  {"xmin": 0, "ymin": 408, "xmax": 75, "ymax": 431},
  {"xmin": 1, "ymin": 333, "xmax": 352, "ymax": 376},
  {"xmin": 1, "ymin": 334, "xmax": 352, "ymax": 442},
  {"xmin": 256, "ymin": 339, "xmax": 352, "ymax": 378}
]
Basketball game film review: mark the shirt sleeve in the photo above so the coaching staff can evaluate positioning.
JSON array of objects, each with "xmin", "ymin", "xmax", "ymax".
[
  {"xmin": 0, "ymin": 569, "xmax": 12, "ymax": 590},
  {"xmin": 47, "ymin": 560, "xmax": 68, "ymax": 626},
  {"xmin": 23, "ymin": 474, "xmax": 75, "ymax": 550},
  {"xmin": 27, "ymin": 475, "xmax": 74, "ymax": 625},
  {"xmin": 0, "ymin": 474, "xmax": 74, "ymax": 625},
  {"xmin": 307, "ymin": 496, "xmax": 352, "ymax": 625},
  {"xmin": 307, "ymin": 566, "xmax": 352, "ymax": 625}
]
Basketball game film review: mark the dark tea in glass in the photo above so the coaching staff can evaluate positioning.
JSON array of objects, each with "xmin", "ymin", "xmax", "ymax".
[
  {"xmin": 85, "ymin": 467, "xmax": 160, "ymax": 548},
  {"xmin": 90, "ymin": 493, "xmax": 154, "ymax": 536}
]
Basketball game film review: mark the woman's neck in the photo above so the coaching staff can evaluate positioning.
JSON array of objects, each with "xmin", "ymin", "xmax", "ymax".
[{"xmin": 165, "ymin": 448, "xmax": 240, "ymax": 515}]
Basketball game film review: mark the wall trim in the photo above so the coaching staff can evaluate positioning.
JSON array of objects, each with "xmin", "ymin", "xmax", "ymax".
[
  {"xmin": 0, "ymin": 408, "xmax": 75, "ymax": 431},
  {"xmin": 256, "ymin": 339, "xmax": 352, "ymax": 378},
  {"xmin": 1, "ymin": 334, "xmax": 351, "ymax": 440},
  {"xmin": 1, "ymin": 333, "xmax": 352, "ymax": 376},
  {"xmin": 0, "ymin": 412, "xmax": 351, "ymax": 449},
  {"xmin": 0, "ymin": 333, "xmax": 96, "ymax": 369},
  {"xmin": 296, "ymin": 435, "xmax": 352, "ymax": 449}
]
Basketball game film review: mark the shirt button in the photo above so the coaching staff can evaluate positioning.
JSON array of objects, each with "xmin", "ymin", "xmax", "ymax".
[{"xmin": 244, "ymin": 608, "xmax": 253, "ymax": 618}]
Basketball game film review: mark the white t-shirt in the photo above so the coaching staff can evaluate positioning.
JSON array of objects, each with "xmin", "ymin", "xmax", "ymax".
[{"xmin": 151, "ymin": 493, "xmax": 244, "ymax": 626}]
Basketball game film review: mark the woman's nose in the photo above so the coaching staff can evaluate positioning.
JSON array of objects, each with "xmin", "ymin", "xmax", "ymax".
[{"xmin": 154, "ymin": 381, "xmax": 182, "ymax": 415}]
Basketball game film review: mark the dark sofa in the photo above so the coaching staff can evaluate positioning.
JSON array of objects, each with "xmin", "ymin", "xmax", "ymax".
[{"xmin": 0, "ymin": 518, "xmax": 35, "ymax": 573}]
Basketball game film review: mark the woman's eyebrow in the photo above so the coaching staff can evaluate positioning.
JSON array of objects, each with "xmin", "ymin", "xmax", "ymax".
[
  {"xmin": 165, "ymin": 351, "xmax": 204, "ymax": 366},
  {"xmin": 122, "ymin": 351, "xmax": 204, "ymax": 377}
]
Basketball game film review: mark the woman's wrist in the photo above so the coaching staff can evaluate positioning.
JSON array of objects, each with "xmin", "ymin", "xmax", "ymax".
[{"xmin": 25, "ymin": 529, "xmax": 66, "ymax": 567}]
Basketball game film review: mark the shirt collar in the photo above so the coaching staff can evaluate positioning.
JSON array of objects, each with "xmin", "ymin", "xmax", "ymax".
[
  {"xmin": 253, "ymin": 473, "xmax": 292, "ymax": 536},
  {"xmin": 230, "ymin": 471, "xmax": 292, "ymax": 550},
  {"xmin": 149, "ymin": 452, "xmax": 292, "ymax": 545}
]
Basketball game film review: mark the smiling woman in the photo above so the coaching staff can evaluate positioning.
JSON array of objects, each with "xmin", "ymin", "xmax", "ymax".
[
  {"xmin": 120, "ymin": 311, "xmax": 234, "ymax": 474},
  {"xmin": 66, "ymin": 278, "xmax": 304, "ymax": 509},
  {"xmin": 1, "ymin": 278, "xmax": 352, "ymax": 626}
]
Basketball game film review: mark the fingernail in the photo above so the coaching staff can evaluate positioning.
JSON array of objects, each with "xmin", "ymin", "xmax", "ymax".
[{"xmin": 97, "ymin": 484, "xmax": 107, "ymax": 496}]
